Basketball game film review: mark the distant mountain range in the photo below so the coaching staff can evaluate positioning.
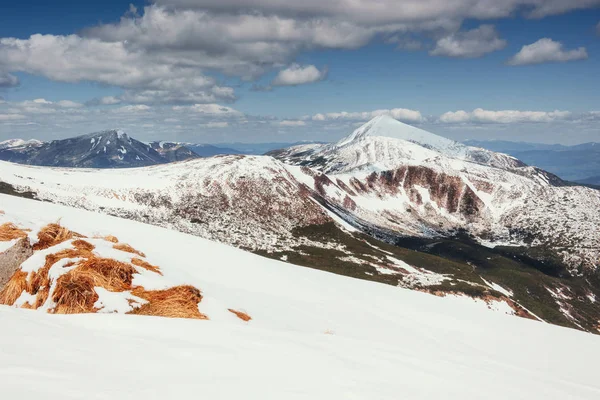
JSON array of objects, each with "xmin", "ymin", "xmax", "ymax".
[
  {"xmin": 0, "ymin": 132, "xmax": 325, "ymax": 168},
  {"xmin": 1, "ymin": 130, "xmax": 597, "ymax": 186},
  {"xmin": 0, "ymin": 131, "xmax": 199, "ymax": 168},
  {"xmin": 464, "ymin": 140, "xmax": 600, "ymax": 185}
]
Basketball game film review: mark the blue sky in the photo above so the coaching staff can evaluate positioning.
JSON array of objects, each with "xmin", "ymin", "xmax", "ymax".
[{"xmin": 0, "ymin": 0, "xmax": 599, "ymax": 144}]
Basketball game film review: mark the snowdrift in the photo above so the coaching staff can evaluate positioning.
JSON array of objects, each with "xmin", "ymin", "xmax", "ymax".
[{"xmin": 1, "ymin": 194, "xmax": 600, "ymax": 399}]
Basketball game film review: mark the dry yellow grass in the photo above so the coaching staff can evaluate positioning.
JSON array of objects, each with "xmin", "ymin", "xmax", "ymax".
[
  {"xmin": 33, "ymin": 223, "xmax": 84, "ymax": 250},
  {"xmin": 131, "ymin": 258, "xmax": 162, "ymax": 275},
  {"xmin": 0, "ymin": 223, "xmax": 28, "ymax": 242},
  {"xmin": 103, "ymin": 235, "xmax": 119, "ymax": 243},
  {"xmin": 72, "ymin": 239, "xmax": 95, "ymax": 252},
  {"xmin": 0, "ymin": 226, "xmax": 208, "ymax": 320},
  {"xmin": 52, "ymin": 272, "xmax": 98, "ymax": 314},
  {"xmin": 228, "ymin": 309, "xmax": 252, "ymax": 322},
  {"xmin": 113, "ymin": 243, "xmax": 146, "ymax": 257},
  {"xmin": 131, "ymin": 285, "xmax": 208, "ymax": 320},
  {"xmin": 0, "ymin": 270, "xmax": 28, "ymax": 305}
]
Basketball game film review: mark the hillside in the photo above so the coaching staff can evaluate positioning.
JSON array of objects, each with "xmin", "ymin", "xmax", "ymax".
[
  {"xmin": 1, "ymin": 194, "xmax": 600, "ymax": 399},
  {"xmin": 1, "ymin": 120, "xmax": 600, "ymax": 331}
]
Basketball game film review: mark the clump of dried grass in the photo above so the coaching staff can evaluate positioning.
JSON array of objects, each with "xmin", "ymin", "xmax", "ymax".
[
  {"xmin": 131, "ymin": 285, "xmax": 208, "ymax": 320},
  {"xmin": 75, "ymin": 257, "xmax": 137, "ymax": 292},
  {"xmin": 103, "ymin": 235, "xmax": 119, "ymax": 243},
  {"xmin": 131, "ymin": 258, "xmax": 162, "ymax": 275},
  {"xmin": 0, "ymin": 223, "xmax": 28, "ymax": 242},
  {"xmin": 113, "ymin": 243, "xmax": 146, "ymax": 257},
  {"xmin": 228, "ymin": 308, "xmax": 252, "ymax": 322},
  {"xmin": 52, "ymin": 272, "xmax": 98, "ymax": 314},
  {"xmin": 0, "ymin": 270, "xmax": 28, "ymax": 305},
  {"xmin": 72, "ymin": 239, "xmax": 95, "ymax": 252},
  {"xmin": 33, "ymin": 223, "xmax": 84, "ymax": 250}
]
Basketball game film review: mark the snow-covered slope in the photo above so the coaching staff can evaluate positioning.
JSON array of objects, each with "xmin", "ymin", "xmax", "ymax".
[
  {"xmin": 1, "ymin": 194, "xmax": 600, "ymax": 399},
  {"xmin": 0, "ymin": 156, "xmax": 329, "ymax": 250}
]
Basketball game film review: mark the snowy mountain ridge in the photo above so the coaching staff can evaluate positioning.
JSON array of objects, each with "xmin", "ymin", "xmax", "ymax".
[
  {"xmin": 0, "ymin": 130, "xmax": 199, "ymax": 168},
  {"xmin": 1, "ymin": 117, "xmax": 599, "ymax": 331}
]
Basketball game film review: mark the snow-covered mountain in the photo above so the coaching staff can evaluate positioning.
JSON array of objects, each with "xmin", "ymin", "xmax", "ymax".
[
  {"xmin": 0, "ymin": 116, "xmax": 599, "ymax": 331},
  {"xmin": 147, "ymin": 140, "xmax": 201, "ymax": 162},
  {"xmin": 0, "ymin": 138, "xmax": 43, "ymax": 150},
  {"xmin": 271, "ymin": 115, "xmax": 597, "ymax": 270},
  {"xmin": 2, "ymin": 195, "xmax": 599, "ymax": 399},
  {"xmin": 0, "ymin": 130, "xmax": 199, "ymax": 168}
]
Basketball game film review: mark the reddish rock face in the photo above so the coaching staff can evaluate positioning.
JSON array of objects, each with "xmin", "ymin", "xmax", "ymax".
[{"xmin": 345, "ymin": 165, "xmax": 485, "ymax": 219}]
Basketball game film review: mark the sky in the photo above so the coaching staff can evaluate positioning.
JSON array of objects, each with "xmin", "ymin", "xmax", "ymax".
[{"xmin": 0, "ymin": 0, "xmax": 599, "ymax": 144}]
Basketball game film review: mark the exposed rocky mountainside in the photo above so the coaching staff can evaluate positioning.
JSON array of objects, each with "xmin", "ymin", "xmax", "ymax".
[
  {"xmin": 0, "ymin": 116, "xmax": 599, "ymax": 331},
  {"xmin": 0, "ymin": 131, "xmax": 199, "ymax": 168},
  {"xmin": 148, "ymin": 141, "xmax": 201, "ymax": 162}
]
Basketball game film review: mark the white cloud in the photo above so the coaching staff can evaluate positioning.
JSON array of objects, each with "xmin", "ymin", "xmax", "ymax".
[
  {"xmin": 86, "ymin": 96, "xmax": 122, "ymax": 106},
  {"xmin": 1, "ymin": 1, "xmax": 598, "ymax": 107},
  {"xmin": 312, "ymin": 108, "xmax": 424, "ymax": 123},
  {"xmin": 507, "ymin": 38, "xmax": 588, "ymax": 66},
  {"xmin": 277, "ymin": 120, "xmax": 306, "ymax": 127},
  {"xmin": 203, "ymin": 121, "xmax": 229, "ymax": 128},
  {"xmin": 430, "ymin": 25, "xmax": 506, "ymax": 58},
  {"xmin": 56, "ymin": 100, "xmax": 84, "ymax": 108},
  {"xmin": 0, "ymin": 72, "xmax": 19, "ymax": 88},
  {"xmin": 0, "ymin": 32, "xmax": 236, "ymax": 105},
  {"xmin": 439, "ymin": 108, "xmax": 572, "ymax": 124},
  {"xmin": 272, "ymin": 64, "xmax": 327, "ymax": 86},
  {"xmin": 155, "ymin": 0, "xmax": 600, "ymax": 21},
  {"xmin": 0, "ymin": 113, "xmax": 25, "ymax": 121},
  {"xmin": 114, "ymin": 105, "xmax": 151, "ymax": 113},
  {"xmin": 173, "ymin": 104, "xmax": 244, "ymax": 117}
]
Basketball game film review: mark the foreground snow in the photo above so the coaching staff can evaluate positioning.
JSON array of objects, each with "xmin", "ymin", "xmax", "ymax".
[{"xmin": 1, "ymin": 195, "xmax": 600, "ymax": 399}]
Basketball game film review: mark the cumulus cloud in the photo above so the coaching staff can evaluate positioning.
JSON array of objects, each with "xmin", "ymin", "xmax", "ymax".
[
  {"xmin": 0, "ymin": 72, "xmax": 19, "ymax": 88},
  {"xmin": 272, "ymin": 64, "xmax": 327, "ymax": 86},
  {"xmin": 439, "ymin": 108, "xmax": 572, "ymax": 124},
  {"xmin": 154, "ymin": 0, "xmax": 600, "ymax": 22},
  {"xmin": 86, "ymin": 96, "xmax": 122, "ymax": 106},
  {"xmin": 0, "ymin": 1, "xmax": 598, "ymax": 106},
  {"xmin": 172, "ymin": 103, "xmax": 244, "ymax": 117},
  {"xmin": 0, "ymin": 32, "xmax": 236, "ymax": 105},
  {"xmin": 277, "ymin": 120, "xmax": 306, "ymax": 127},
  {"xmin": 312, "ymin": 108, "xmax": 424, "ymax": 123},
  {"xmin": 114, "ymin": 105, "xmax": 151, "ymax": 113},
  {"xmin": 0, "ymin": 113, "xmax": 25, "ymax": 121},
  {"xmin": 203, "ymin": 121, "xmax": 229, "ymax": 128},
  {"xmin": 507, "ymin": 38, "xmax": 588, "ymax": 65},
  {"xmin": 430, "ymin": 25, "xmax": 506, "ymax": 58}
]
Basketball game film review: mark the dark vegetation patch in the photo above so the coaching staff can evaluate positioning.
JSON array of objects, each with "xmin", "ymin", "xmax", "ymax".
[
  {"xmin": 0, "ymin": 181, "xmax": 37, "ymax": 200},
  {"xmin": 257, "ymin": 221, "xmax": 600, "ymax": 332}
]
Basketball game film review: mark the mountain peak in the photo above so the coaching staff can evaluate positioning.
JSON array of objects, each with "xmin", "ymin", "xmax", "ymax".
[{"xmin": 336, "ymin": 115, "xmax": 458, "ymax": 151}]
